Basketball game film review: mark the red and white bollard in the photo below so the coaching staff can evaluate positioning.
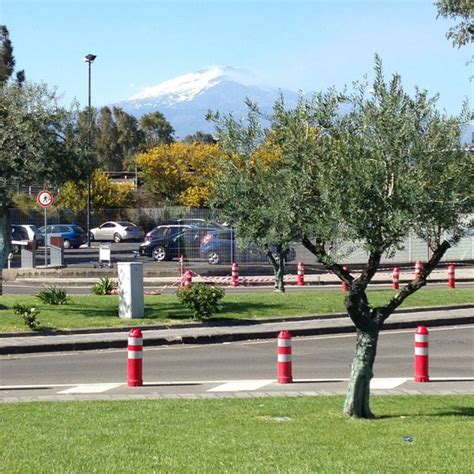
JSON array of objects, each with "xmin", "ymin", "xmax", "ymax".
[
  {"xmin": 414, "ymin": 326, "xmax": 429, "ymax": 383},
  {"xmin": 448, "ymin": 264, "xmax": 455, "ymax": 289},
  {"xmin": 297, "ymin": 261, "xmax": 305, "ymax": 286},
  {"xmin": 231, "ymin": 262, "xmax": 239, "ymax": 287},
  {"xmin": 183, "ymin": 270, "xmax": 193, "ymax": 288},
  {"xmin": 392, "ymin": 267, "xmax": 400, "ymax": 290},
  {"xmin": 277, "ymin": 330, "xmax": 293, "ymax": 384},
  {"xmin": 415, "ymin": 260, "xmax": 423, "ymax": 279},
  {"xmin": 179, "ymin": 255, "xmax": 184, "ymax": 276},
  {"xmin": 341, "ymin": 266, "xmax": 349, "ymax": 292},
  {"xmin": 128, "ymin": 328, "xmax": 143, "ymax": 387}
]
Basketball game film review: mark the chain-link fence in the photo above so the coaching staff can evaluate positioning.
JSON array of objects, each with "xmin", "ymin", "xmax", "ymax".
[{"xmin": 9, "ymin": 207, "xmax": 473, "ymax": 267}]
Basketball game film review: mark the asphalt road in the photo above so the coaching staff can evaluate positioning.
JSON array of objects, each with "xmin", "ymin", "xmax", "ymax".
[{"xmin": 2, "ymin": 326, "xmax": 472, "ymax": 393}]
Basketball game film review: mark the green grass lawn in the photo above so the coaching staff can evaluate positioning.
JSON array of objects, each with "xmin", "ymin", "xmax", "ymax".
[
  {"xmin": 1, "ymin": 395, "xmax": 472, "ymax": 472},
  {"xmin": 0, "ymin": 287, "xmax": 472, "ymax": 332}
]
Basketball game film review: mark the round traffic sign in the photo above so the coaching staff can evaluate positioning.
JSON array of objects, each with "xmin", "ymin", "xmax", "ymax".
[{"xmin": 36, "ymin": 190, "xmax": 54, "ymax": 208}]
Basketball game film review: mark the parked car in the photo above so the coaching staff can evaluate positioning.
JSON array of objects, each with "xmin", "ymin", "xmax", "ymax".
[
  {"xmin": 200, "ymin": 229, "xmax": 296, "ymax": 265},
  {"xmin": 163, "ymin": 218, "xmax": 228, "ymax": 229},
  {"xmin": 11, "ymin": 224, "xmax": 44, "ymax": 253},
  {"xmin": 39, "ymin": 224, "xmax": 86, "ymax": 249},
  {"xmin": 138, "ymin": 225, "xmax": 213, "ymax": 261},
  {"xmin": 90, "ymin": 221, "xmax": 144, "ymax": 242}
]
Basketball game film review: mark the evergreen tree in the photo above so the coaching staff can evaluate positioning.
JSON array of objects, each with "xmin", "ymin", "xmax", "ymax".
[
  {"xmin": 139, "ymin": 111, "xmax": 175, "ymax": 148},
  {"xmin": 0, "ymin": 25, "xmax": 16, "ymax": 85}
]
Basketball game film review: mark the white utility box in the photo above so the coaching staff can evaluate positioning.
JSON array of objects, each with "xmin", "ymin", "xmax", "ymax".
[{"xmin": 118, "ymin": 262, "xmax": 144, "ymax": 319}]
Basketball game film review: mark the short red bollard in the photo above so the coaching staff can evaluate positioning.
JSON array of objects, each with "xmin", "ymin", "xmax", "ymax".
[
  {"xmin": 277, "ymin": 330, "xmax": 293, "ymax": 384},
  {"xmin": 414, "ymin": 326, "xmax": 429, "ymax": 383},
  {"xmin": 231, "ymin": 262, "xmax": 239, "ymax": 287},
  {"xmin": 341, "ymin": 266, "xmax": 349, "ymax": 292},
  {"xmin": 128, "ymin": 328, "xmax": 143, "ymax": 387},
  {"xmin": 183, "ymin": 270, "xmax": 192, "ymax": 288},
  {"xmin": 392, "ymin": 267, "xmax": 400, "ymax": 290},
  {"xmin": 415, "ymin": 260, "xmax": 423, "ymax": 279},
  {"xmin": 448, "ymin": 264, "xmax": 455, "ymax": 289},
  {"xmin": 297, "ymin": 261, "xmax": 305, "ymax": 286}
]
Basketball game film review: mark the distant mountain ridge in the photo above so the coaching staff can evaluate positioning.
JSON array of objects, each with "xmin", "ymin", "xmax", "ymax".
[
  {"xmin": 113, "ymin": 66, "xmax": 299, "ymax": 138},
  {"xmin": 113, "ymin": 65, "xmax": 474, "ymax": 145}
]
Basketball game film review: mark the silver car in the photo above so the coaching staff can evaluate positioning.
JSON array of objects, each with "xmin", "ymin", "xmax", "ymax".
[{"xmin": 90, "ymin": 221, "xmax": 144, "ymax": 242}]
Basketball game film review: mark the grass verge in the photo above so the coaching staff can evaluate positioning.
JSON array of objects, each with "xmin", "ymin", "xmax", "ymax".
[
  {"xmin": 0, "ymin": 287, "xmax": 472, "ymax": 332},
  {"xmin": 1, "ymin": 395, "xmax": 473, "ymax": 472}
]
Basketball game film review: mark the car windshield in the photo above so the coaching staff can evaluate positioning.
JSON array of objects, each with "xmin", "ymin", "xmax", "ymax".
[{"xmin": 117, "ymin": 221, "xmax": 134, "ymax": 227}]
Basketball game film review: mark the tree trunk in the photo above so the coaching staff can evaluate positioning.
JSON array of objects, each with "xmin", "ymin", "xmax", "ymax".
[
  {"xmin": 274, "ymin": 259, "xmax": 285, "ymax": 292},
  {"xmin": 343, "ymin": 327, "xmax": 379, "ymax": 418},
  {"xmin": 0, "ymin": 205, "xmax": 12, "ymax": 297}
]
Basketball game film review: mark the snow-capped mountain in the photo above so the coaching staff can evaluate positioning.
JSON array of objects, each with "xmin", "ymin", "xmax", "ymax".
[{"xmin": 113, "ymin": 66, "xmax": 299, "ymax": 138}]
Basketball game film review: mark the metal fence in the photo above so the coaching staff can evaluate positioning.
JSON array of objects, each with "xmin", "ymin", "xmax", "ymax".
[{"xmin": 9, "ymin": 207, "xmax": 473, "ymax": 266}]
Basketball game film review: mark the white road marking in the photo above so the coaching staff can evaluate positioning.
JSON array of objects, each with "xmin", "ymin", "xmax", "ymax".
[
  {"xmin": 370, "ymin": 378, "xmax": 407, "ymax": 389},
  {"xmin": 58, "ymin": 383, "xmax": 122, "ymax": 394},
  {"xmin": 208, "ymin": 380, "xmax": 273, "ymax": 392}
]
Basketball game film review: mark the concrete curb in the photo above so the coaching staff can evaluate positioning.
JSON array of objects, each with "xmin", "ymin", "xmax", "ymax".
[{"xmin": 1, "ymin": 306, "xmax": 472, "ymax": 355}]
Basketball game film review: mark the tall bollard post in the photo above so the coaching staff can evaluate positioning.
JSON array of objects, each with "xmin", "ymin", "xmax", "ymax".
[
  {"xmin": 414, "ymin": 326, "xmax": 429, "ymax": 383},
  {"xmin": 297, "ymin": 261, "xmax": 305, "ymax": 286},
  {"xmin": 415, "ymin": 260, "xmax": 422, "ymax": 279},
  {"xmin": 341, "ymin": 266, "xmax": 349, "ymax": 292},
  {"xmin": 128, "ymin": 328, "xmax": 143, "ymax": 387},
  {"xmin": 277, "ymin": 330, "xmax": 293, "ymax": 383},
  {"xmin": 231, "ymin": 262, "xmax": 239, "ymax": 287},
  {"xmin": 183, "ymin": 270, "xmax": 192, "ymax": 288},
  {"xmin": 448, "ymin": 264, "xmax": 455, "ymax": 289},
  {"xmin": 392, "ymin": 267, "xmax": 400, "ymax": 290}
]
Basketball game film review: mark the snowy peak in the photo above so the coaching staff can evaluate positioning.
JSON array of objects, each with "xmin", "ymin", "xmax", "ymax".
[{"xmin": 129, "ymin": 66, "xmax": 260, "ymax": 103}]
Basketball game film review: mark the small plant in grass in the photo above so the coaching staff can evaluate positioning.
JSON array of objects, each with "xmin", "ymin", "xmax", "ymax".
[
  {"xmin": 177, "ymin": 283, "xmax": 225, "ymax": 319},
  {"xmin": 36, "ymin": 285, "xmax": 70, "ymax": 305},
  {"xmin": 13, "ymin": 304, "xmax": 41, "ymax": 330},
  {"xmin": 92, "ymin": 276, "xmax": 118, "ymax": 295}
]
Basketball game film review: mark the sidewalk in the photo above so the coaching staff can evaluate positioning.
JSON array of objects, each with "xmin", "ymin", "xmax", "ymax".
[
  {"xmin": 1, "ymin": 305, "xmax": 472, "ymax": 355},
  {"xmin": 4, "ymin": 263, "xmax": 474, "ymax": 287}
]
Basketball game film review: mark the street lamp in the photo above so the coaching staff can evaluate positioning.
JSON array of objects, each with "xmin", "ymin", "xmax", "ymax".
[{"xmin": 84, "ymin": 53, "xmax": 96, "ymax": 247}]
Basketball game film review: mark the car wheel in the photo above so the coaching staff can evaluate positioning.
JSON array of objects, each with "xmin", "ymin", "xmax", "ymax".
[
  {"xmin": 89, "ymin": 232, "xmax": 95, "ymax": 242},
  {"xmin": 63, "ymin": 239, "xmax": 72, "ymax": 249},
  {"xmin": 152, "ymin": 246, "xmax": 167, "ymax": 261},
  {"xmin": 113, "ymin": 233, "xmax": 122, "ymax": 243},
  {"xmin": 207, "ymin": 251, "xmax": 220, "ymax": 265}
]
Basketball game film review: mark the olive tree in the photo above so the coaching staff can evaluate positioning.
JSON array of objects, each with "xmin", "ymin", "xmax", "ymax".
[
  {"xmin": 209, "ymin": 103, "xmax": 299, "ymax": 292},
  {"xmin": 213, "ymin": 57, "xmax": 473, "ymax": 418},
  {"xmin": 0, "ymin": 82, "xmax": 86, "ymax": 293}
]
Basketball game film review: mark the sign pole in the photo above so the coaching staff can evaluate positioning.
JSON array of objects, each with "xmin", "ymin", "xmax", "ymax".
[{"xmin": 36, "ymin": 190, "xmax": 54, "ymax": 268}]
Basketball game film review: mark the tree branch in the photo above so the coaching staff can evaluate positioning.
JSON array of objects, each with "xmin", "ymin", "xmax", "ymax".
[
  {"xmin": 377, "ymin": 240, "xmax": 451, "ymax": 324},
  {"xmin": 302, "ymin": 236, "xmax": 354, "ymax": 285}
]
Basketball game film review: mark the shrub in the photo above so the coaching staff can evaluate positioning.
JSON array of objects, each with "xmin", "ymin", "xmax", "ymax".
[
  {"xmin": 13, "ymin": 304, "xmax": 41, "ymax": 330},
  {"xmin": 92, "ymin": 276, "xmax": 118, "ymax": 295},
  {"xmin": 177, "ymin": 283, "xmax": 225, "ymax": 319},
  {"xmin": 36, "ymin": 285, "xmax": 70, "ymax": 305}
]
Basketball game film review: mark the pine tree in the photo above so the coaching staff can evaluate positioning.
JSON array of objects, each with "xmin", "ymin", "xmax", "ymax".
[{"xmin": 0, "ymin": 25, "xmax": 16, "ymax": 85}]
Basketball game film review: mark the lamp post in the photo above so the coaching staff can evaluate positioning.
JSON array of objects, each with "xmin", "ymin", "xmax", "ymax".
[{"xmin": 84, "ymin": 53, "xmax": 96, "ymax": 247}]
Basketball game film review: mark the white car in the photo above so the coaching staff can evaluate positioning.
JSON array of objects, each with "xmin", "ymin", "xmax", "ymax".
[{"xmin": 90, "ymin": 221, "xmax": 144, "ymax": 242}]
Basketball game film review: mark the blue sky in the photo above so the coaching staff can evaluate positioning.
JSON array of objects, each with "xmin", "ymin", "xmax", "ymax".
[{"xmin": 1, "ymin": 0, "xmax": 472, "ymax": 115}]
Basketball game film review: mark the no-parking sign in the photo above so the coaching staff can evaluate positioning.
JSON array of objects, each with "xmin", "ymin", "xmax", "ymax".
[{"xmin": 36, "ymin": 190, "xmax": 54, "ymax": 208}]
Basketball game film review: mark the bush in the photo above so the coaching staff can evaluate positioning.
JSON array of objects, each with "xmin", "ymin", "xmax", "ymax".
[
  {"xmin": 92, "ymin": 276, "xmax": 118, "ymax": 295},
  {"xmin": 13, "ymin": 304, "xmax": 41, "ymax": 330},
  {"xmin": 36, "ymin": 285, "xmax": 70, "ymax": 305},
  {"xmin": 177, "ymin": 283, "xmax": 225, "ymax": 319}
]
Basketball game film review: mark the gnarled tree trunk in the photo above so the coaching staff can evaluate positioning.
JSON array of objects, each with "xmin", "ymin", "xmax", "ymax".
[
  {"xmin": 343, "ymin": 327, "xmax": 379, "ymax": 418},
  {"xmin": 266, "ymin": 245, "xmax": 286, "ymax": 292}
]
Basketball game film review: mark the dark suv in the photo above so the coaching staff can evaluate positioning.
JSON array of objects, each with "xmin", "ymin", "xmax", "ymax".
[
  {"xmin": 200, "ymin": 229, "xmax": 297, "ymax": 265},
  {"xmin": 138, "ymin": 225, "xmax": 213, "ymax": 261}
]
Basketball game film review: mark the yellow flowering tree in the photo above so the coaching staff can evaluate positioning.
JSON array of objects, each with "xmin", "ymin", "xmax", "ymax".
[
  {"xmin": 58, "ymin": 170, "xmax": 135, "ymax": 210},
  {"xmin": 136, "ymin": 142, "xmax": 224, "ymax": 207}
]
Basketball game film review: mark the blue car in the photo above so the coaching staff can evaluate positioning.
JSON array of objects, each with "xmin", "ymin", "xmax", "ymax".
[
  {"xmin": 200, "ymin": 229, "xmax": 296, "ymax": 265},
  {"xmin": 39, "ymin": 224, "xmax": 86, "ymax": 249}
]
